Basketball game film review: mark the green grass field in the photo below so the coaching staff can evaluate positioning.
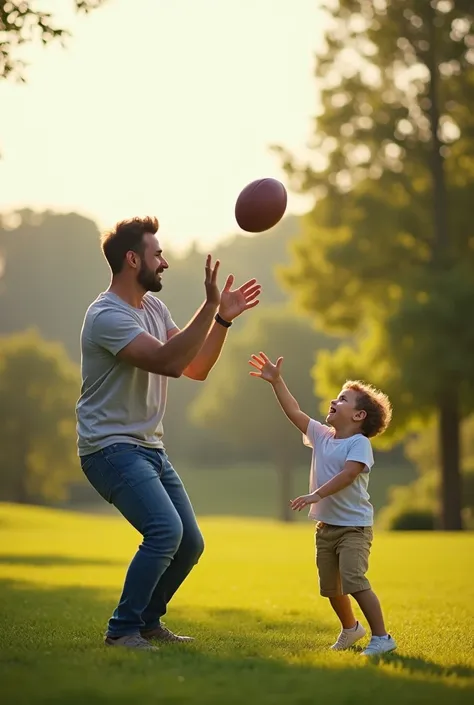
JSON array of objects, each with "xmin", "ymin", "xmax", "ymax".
[{"xmin": 0, "ymin": 503, "xmax": 473, "ymax": 705}]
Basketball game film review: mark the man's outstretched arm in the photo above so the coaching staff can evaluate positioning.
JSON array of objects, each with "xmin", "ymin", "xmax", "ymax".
[{"xmin": 170, "ymin": 274, "xmax": 261, "ymax": 381}]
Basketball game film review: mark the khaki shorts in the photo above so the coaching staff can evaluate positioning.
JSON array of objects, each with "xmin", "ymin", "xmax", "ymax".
[{"xmin": 315, "ymin": 522, "xmax": 373, "ymax": 597}]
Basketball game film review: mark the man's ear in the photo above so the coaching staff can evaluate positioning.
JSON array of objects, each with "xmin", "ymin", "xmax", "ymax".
[
  {"xmin": 353, "ymin": 409, "xmax": 367, "ymax": 422},
  {"xmin": 125, "ymin": 250, "xmax": 140, "ymax": 270}
]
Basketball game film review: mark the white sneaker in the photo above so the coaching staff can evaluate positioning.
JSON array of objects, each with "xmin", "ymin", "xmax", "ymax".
[
  {"xmin": 362, "ymin": 635, "xmax": 397, "ymax": 656},
  {"xmin": 104, "ymin": 634, "xmax": 159, "ymax": 651},
  {"xmin": 330, "ymin": 621, "xmax": 366, "ymax": 651}
]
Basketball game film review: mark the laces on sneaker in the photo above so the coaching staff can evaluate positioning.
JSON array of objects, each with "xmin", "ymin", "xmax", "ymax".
[
  {"xmin": 128, "ymin": 635, "xmax": 154, "ymax": 648},
  {"xmin": 336, "ymin": 632, "xmax": 349, "ymax": 646}
]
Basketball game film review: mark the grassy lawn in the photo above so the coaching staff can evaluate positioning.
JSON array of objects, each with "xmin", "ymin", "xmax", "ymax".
[{"xmin": 0, "ymin": 502, "xmax": 472, "ymax": 705}]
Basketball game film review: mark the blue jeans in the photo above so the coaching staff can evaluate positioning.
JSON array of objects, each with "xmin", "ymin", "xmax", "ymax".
[{"xmin": 80, "ymin": 443, "xmax": 204, "ymax": 637}]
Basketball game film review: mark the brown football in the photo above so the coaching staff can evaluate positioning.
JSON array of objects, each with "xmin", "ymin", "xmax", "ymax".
[{"xmin": 235, "ymin": 178, "xmax": 287, "ymax": 233}]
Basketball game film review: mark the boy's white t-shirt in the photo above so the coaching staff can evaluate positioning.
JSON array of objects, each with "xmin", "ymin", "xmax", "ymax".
[{"xmin": 303, "ymin": 418, "xmax": 375, "ymax": 526}]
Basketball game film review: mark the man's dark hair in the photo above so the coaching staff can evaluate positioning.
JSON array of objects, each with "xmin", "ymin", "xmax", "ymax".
[{"xmin": 100, "ymin": 216, "xmax": 159, "ymax": 275}]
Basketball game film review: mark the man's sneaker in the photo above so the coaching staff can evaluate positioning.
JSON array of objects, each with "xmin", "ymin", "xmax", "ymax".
[
  {"xmin": 362, "ymin": 635, "xmax": 397, "ymax": 656},
  {"xmin": 141, "ymin": 623, "xmax": 194, "ymax": 643},
  {"xmin": 331, "ymin": 621, "xmax": 366, "ymax": 650},
  {"xmin": 105, "ymin": 634, "xmax": 159, "ymax": 651}
]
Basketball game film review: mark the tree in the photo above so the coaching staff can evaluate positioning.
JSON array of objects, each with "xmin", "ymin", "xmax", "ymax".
[
  {"xmin": 275, "ymin": 0, "xmax": 474, "ymax": 530},
  {"xmin": 189, "ymin": 307, "xmax": 336, "ymax": 522},
  {"xmin": 0, "ymin": 210, "xmax": 109, "ymax": 360},
  {"xmin": 1, "ymin": 0, "xmax": 106, "ymax": 81},
  {"xmin": 379, "ymin": 416, "xmax": 474, "ymax": 530},
  {"xmin": 0, "ymin": 329, "xmax": 81, "ymax": 504}
]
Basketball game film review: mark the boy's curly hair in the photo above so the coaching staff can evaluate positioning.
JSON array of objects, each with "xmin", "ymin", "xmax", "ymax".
[{"xmin": 343, "ymin": 380, "xmax": 392, "ymax": 438}]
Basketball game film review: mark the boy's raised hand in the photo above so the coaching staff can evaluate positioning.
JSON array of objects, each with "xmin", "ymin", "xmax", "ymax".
[{"xmin": 248, "ymin": 352, "xmax": 283, "ymax": 384}]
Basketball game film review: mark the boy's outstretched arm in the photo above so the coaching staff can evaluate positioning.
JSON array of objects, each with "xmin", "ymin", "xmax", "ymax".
[
  {"xmin": 290, "ymin": 461, "xmax": 365, "ymax": 511},
  {"xmin": 248, "ymin": 352, "xmax": 310, "ymax": 435}
]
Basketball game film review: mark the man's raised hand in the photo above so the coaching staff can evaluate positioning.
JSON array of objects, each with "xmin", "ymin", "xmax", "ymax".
[
  {"xmin": 218, "ymin": 275, "xmax": 261, "ymax": 322},
  {"xmin": 204, "ymin": 255, "xmax": 221, "ymax": 308}
]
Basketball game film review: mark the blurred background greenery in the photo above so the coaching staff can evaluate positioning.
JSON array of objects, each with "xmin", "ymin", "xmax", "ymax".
[{"xmin": 1, "ymin": 0, "xmax": 474, "ymax": 531}]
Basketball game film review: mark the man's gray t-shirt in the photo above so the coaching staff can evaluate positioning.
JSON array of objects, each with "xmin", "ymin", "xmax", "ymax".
[{"xmin": 76, "ymin": 292, "xmax": 177, "ymax": 456}]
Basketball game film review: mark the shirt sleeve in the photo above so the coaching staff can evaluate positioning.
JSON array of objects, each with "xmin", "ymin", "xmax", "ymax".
[
  {"xmin": 302, "ymin": 418, "xmax": 331, "ymax": 448},
  {"xmin": 347, "ymin": 435, "xmax": 374, "ymax": 473},
  {"xmin": 161, "ymin": 302, "xmax": 178, "ymax": 333},
  {"xmin": 90, "ymin": 308, "xmax": 145, "ymax": 356}
]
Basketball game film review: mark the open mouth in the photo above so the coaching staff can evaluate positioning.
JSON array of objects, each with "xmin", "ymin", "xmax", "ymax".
[{"xmin": 328, "ymin": 406, "xmax": 336, "ymax": 415}]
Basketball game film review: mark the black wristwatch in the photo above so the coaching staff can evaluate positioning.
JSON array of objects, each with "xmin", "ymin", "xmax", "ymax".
[{"xmin": 215, "ymin": 313, "xmax": 232, "ymax": 328}]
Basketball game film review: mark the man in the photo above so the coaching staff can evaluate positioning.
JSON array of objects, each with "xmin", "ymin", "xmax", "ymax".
[{"xmin": 76, "ymin": 216, "xmax": 261, "ymax": 650}]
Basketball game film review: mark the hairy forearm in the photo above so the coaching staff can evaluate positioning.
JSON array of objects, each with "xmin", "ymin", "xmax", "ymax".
[
  {"xmin": 162, "ymin": 302, "xmax": 218, "ymax": 376},
  {"xmin": 184, "ymin": 320, "xmax": 228, "ymax": 380}
]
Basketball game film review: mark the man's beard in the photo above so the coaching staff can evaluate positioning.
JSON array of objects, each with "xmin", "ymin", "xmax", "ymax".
[{"xmin": 137, "ymin": 262, "xmax": 163, "ymax": 292}]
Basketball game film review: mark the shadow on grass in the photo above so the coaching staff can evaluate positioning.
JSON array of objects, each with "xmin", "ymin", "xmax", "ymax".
[
  {"xmin": 377, "ymin": 652, "xmax": 474, "ymax": 680},
  {"xmin": 348, "ymin": 645, "xmax": 474, "ymax": 681},
  {"xmin": 0, "ymin": 578, "xmax": 472, "ymax": 705},
  {"xmin": 0, "ymin": 554, "xmax": 124, "ymax": 568}
]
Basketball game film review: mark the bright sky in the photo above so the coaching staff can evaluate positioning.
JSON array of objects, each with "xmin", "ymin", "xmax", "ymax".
[{"xmin": 1, "ymin": 0, "xmax": 325, "ymax": 252}]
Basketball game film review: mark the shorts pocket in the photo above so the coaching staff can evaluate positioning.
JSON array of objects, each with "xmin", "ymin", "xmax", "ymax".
[{"xmin": 361, "ymin": 526, "xmax": 373, "ymax": 542}]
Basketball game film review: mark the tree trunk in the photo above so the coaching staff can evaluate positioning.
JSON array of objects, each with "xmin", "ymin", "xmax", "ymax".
[
  {"xmin": 276, "ymin": 458, "xmax": 294, "ymax": 523},
  {"xmin": 426, "ymin": 9, "xmax": 449, "ymax": 259},
  {"xmin": 438, "ymin": 387, "xmax": 463, "ymax": 530},
  {"xmin": 12, "ymin": 435, "xmax": 31, "ymax": 504},
  {"xmin": 14, "ymin": 465, "xmax": 30, "ymax": 503},
  {"xmin": 427, "ymin": 13, "xmax": 463, "ymax": 530}
]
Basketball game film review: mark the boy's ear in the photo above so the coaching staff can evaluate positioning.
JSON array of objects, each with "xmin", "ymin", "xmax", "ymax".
[{"xmin": 353, "ymin": 409, "xmax": 367, "ymax": 422}]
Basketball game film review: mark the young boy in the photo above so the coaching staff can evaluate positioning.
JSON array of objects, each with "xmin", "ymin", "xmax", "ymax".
[{"xmin": 249, "ymin": 351, "xmax": 396, "ymax": 656}]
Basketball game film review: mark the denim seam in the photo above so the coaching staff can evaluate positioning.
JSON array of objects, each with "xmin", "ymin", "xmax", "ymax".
[
  {"xmin": 101, "ymin": 444, "xmax": 140, "ymax": 459},
  {"xmin": 101, "ymin": 455, "xmax": 158, "ymax": 518},
  {"xmin": 104, "ymin": 447, "xmax": 165, "ymax": 475}
]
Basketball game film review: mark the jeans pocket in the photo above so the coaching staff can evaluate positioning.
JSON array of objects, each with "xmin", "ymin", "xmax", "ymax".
[
  {"xmin": 81, "ymin": 454, "xmax": 115, "ymax": 503},
  {"xmin": 102, "ymin": 446, "xmax": 160, "ymax": 489}
]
